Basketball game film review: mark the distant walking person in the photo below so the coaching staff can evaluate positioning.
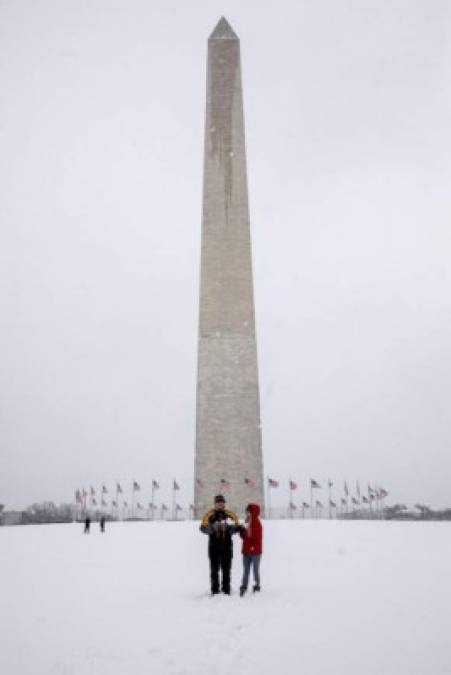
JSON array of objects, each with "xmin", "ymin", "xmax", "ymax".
[
  {"xmin": 239, "ymin": 503, "xmax": 263, "ymax": 596},
  {"xmin": 84, "ymin": 516, "xmax": 91, "ymax": 534},
  {"xmin": 100, "ymin": 516, "xmax": 106, "ymax": 533},
  {"xmin": 200, "ymin": 495, "xmax": 239, "ymax": 595}
]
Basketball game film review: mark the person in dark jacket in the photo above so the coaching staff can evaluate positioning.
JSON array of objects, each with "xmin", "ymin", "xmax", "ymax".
[
  {"xmin": 239, "ymin": 503, "xmax": 263, "ymax": 596},
  {"xmin": 84, "ymin": 516, "xmax": 91, "ymax": 534},
  {"xmin": 200, "ymin": 495, "xmax": 240, "ymax": 595},
  {"xmin": 100, "ymin": 516, "xmax": 106, "ymax": 533}
]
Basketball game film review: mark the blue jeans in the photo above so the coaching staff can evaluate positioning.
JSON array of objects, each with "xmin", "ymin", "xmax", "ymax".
[{"xmin": 241, "ymin": 554, "xmax": 261, "ymax": 589}]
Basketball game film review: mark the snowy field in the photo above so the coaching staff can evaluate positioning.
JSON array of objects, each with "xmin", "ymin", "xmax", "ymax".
[{"xmin": 1, "ymin": 520, "xmax": 450, "ymax": 675}]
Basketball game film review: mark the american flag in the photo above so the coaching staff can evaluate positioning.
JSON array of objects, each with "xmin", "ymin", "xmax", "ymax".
[
  {"xmin": 112, "ymin": 500, "xmax": 118, "ymax": 507},
  {"xmin": 75, "ymin": 489, "xmax": 82, "ymax": 504},
  {"xmin": 91, "ymin": 497, "xmax": 97, "ymax": 506},
  {"xmin": 289, "ymin": 502, "xmax": 297, "ymax": 510},
  {"xmin": 351, "ymin": 497, "xmax": 359, "ymax": 505},
  {"xmin": 176, "ymin": 504, "xmax": 183, "ymax": 511},
  {"xmin": 133, "ymin": 481, "xmax": 140, "ymax": 491},
  {"xmin": 244, "ymin": 477, "xmax": 255, "ymax": 487},
  {"xmin": 315, "ymin": 500, "xmax": 323, "ymax": 508},
  {"xmin": 310, "ymin": 479, "xmax": 321, "ymax": 489},
  {"xmin": 173, "ymin": 479, "xmax": 180, "ymax": 490},
  {"xmin": 362, "ymin": 495, "xmax": 369, "ymax": 504},
  {"xmin": 379, "ymin": 488, "xmax": 388, "ymax": 498},
  {"xmin": 329, "ymin": 500, "xmax": 337, "ymax": 508},
  {"xmin": 289, "ymin": 480, "xmax": 297, "ymax": 490},
  {"xmin": 341, "ymin": 497, "xmax": 347, "ymax": 506},
  {"xmin": 116, "ymin": 482, "xmax": 123, "ymax": 493},
  {"xmin": 102, "ymin": 484, "xmax": 108, "ymax": 494},
  {"xmin": 161, "ymin": 504, "xmax": 168, "ymax": 511},
  {"xmin": 328, "ymin": 478, "xmax": 333, "ymax": 488},
  {"xmin": 123, "ymin": 501, "xmax": 128, "ymax": 508},
  {"xmin": 268, "ymin": 478, "xmax": 279, "ymax": 488},
  {"xmin": 344, "ymin": 481, "xmax": 349, "ymax": 496},
  {"xmin": 220, "ymin": 478, "xmax": 230, "ymax": 487},
  {"xmin": 90, "ymin": 486, "xmax": 96, "ymax": 496},
  {"xmin": 302, "ymin": 502, "xmax": 310, "ymax": 509},
  {"xmin": 137, "ymin": 503, "xmax": 143, "ymax": 510},
  {"xmin": 152, "ymin": 480, "xmax": 159, "ymax": 489}
]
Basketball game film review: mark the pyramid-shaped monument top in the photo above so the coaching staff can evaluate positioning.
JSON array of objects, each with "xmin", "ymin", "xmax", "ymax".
[{"xmin": 209, "ymin": 17, "xmax": 238, "ymax": 40}]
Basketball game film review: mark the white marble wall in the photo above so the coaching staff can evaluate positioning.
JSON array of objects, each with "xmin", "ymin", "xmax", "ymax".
[{"xmin": 194, "ymin": 19, "xmax": 264, "ymax": 517}]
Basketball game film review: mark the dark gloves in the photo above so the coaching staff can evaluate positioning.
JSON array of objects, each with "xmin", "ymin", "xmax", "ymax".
[{"xmin": 200, "ymin": 524, "xmax": 213, "ymax": 535}]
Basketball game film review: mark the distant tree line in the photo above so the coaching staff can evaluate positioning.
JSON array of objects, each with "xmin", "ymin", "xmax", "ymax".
[
  {"xmin": 340, "ymin": 504, "xmax": 451, "ymax": 521},
  {"xmin": 0, "ymin": 501, "xmax": 77, "ymax": 525},
  {"xmin": 1, "ymin": 500, "xmax": 451, "ymax": 524},
  {"xmin": 385, "ymin": 504, "xmax": 451, "ymax": 521}
]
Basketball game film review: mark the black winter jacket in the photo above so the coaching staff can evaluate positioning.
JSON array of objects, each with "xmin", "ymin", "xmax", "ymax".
[{"xmin": 200, "ymin": 508, "xmax": 240, "ymax": 557}]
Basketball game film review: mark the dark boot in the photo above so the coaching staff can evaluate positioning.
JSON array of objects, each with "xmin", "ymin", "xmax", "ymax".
[
  {"xmin": 252, "ymin": 584, "xmax": 260, "ymax": 592},
  {"xmin": 239, "ymin": 586, "xmax": 246, "ymax": 597}
]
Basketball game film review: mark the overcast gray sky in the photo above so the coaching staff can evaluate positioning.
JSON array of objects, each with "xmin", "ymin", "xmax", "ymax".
[{"xmin": 1, "ymin": 0, "xmax": 450, "ymax": 510}]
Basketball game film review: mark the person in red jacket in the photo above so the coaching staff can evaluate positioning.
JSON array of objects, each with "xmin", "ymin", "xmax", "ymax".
[{"xmin": 239, "ymin": 503, "xmax": 263, "ymax": 596}]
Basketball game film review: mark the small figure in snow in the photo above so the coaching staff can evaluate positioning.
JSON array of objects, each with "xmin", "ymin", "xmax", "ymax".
[
  {"xmin": 200, "ymin": 495, "xmax": 240, "ymax": 595},
  {"xmin": 239, "ymin": 503, "xmax": 263, "ymax": 596},
  {"xmin": 100, "ymin": 516, "xmax": 106, "ymax": 533},
  {"xmin": 84, "ymin": 516, "xmax": 91, "ymax": 534}
]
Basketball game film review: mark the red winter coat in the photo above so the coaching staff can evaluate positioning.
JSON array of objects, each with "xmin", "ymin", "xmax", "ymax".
[{"xmin": 240, "ymin": 503, "xmax": 263, "ymax": 555}]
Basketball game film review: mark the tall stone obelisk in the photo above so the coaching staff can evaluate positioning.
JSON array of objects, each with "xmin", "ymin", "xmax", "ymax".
[{"xmin": 194, "ymin": 18, "xmax": 264, "ymax": 517}]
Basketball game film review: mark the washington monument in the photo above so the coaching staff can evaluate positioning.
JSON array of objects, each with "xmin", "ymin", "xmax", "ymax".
[{"xmin": 194, "ymin": 18, "xmax": 264, "ymax": 516}]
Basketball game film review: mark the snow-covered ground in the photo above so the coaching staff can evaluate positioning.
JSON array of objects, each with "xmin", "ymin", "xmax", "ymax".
[{"xmin": 1, "ymin": 520, "xmax": 450, "ymax": 675}]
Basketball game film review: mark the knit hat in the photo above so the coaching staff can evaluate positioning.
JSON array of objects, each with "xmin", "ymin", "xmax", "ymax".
[{"xmin": 214, "ymin": 494, "xmax": 226, "ymax": 504}]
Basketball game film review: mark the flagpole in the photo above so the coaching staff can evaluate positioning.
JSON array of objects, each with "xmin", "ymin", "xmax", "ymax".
[
  {"xmin": 267, "ymin": 479, "xmax": 271, "ymax": 520},
  {"xmin": 288, "ymin": 479, "xmax": 292, "ymax": 519},
  {"xmin": 151, "ymin": 484, "xmax": 155, "ymax": 521},
  {"xmin": 132, "ymin": 485, "xmax": 135, "ymax": 520},
  {"xmin": 328, "ymin": 480, "xmax": 331, "ymax": 519},
  {"xmin": 172, "ymin": 480, "xmax": 176, "ymax": 520},
  {"xmin": 310, "ymin": 482, "xmax": 313, "ymax": 518}
]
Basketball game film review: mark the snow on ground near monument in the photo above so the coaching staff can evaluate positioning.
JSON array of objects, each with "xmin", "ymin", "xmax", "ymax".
[{"xmin": 1, "ymin": 520, "xmax": 450, "ymax": 675}]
